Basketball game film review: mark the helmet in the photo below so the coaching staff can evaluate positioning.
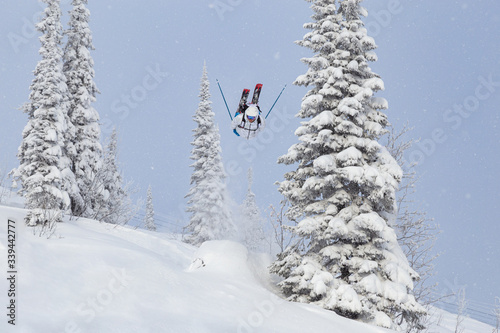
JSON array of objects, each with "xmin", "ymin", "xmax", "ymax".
[{"xmin": 246, "ymin": 106, "xmax": 259, "ymax": 122}]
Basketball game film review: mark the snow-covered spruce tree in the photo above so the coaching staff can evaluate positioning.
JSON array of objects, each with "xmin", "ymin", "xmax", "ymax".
[
  {"xmin": 270, "ymin": 0, "xmax": 425, "ymax": 329},
  {"xmin": 94, "ymin": 128, "xmax": 132, "ymax": 225},
  {"xmin": 11, "ymin": 0, "xmax": 75, "ymax": 225},
  {"xmin": 144, "ymin": 185, "xmax": 156, "ymax": 231},
  {"xmin": 240, "ymin": 168, "xmax": 266, "ymax": 251},
  {"xmin": 63, "ymin": 0, "xmax": 103, "ymax": 218},
  {"xmin": 184, "ymin": 64, "xmax": 235, "ymax": 246}
]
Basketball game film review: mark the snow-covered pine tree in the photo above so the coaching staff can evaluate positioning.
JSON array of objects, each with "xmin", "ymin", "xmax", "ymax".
[
  {"xmin": 240, "ymin": 168, "xmax": 266, "ymax": 251},
  {"xmin": 63, "ymin": 0, "xmax": 103, "ymax": 218},
  {"xmin": 144, "ymin": 185, "xmax": 156, "ymax": 231},
  {"xmin": 270, "ymin": 0, "xmax": 425, "ymax": 329},
  {"xmin": 11, "ymin": 0, "xmax": 75, "ymax": 225},
  {"xmin": 95, "ymin": 128, "xmax": 132, "ymax": 225},
  {"xmin": 184, "ymin": 63, "xmax": 235, "ymax": 246}
]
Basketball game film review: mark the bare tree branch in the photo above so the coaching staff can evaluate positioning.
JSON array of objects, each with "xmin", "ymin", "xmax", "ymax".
[{"xmin": 385, "ymin": 123, "xmax": 442, "ymax": 332}]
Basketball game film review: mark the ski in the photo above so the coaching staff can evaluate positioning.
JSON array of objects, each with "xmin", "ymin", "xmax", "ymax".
[
  {"xmin": 236, "ymin": 88, "xmax": 251, "ymax": 115},
  {"xmin": 251, "ymin": 83, "xmax": 263, "ymax": 105}
]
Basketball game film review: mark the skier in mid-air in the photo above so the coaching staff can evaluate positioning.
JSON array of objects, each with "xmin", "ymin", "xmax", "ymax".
[{"xmin": 231, "ymin": 84, "xmax": 265, "ymax": 139}]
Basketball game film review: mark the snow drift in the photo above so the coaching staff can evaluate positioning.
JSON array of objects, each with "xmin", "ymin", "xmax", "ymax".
[{"xmin": 0, "ymin": 201, "xmax": 494, "ymax": 332}]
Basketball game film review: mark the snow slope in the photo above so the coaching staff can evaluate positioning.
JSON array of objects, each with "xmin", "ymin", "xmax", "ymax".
[{"xmin": 0, "ymin": 202, "xmax": 494, "ymax": 333}]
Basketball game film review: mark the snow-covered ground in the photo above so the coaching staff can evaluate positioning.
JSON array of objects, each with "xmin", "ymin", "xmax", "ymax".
[{"xmin": 0, "ymin": 196, "xmax": 495, "ymax": 332}]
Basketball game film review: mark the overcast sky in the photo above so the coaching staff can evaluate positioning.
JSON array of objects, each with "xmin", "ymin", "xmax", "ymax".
[{"xmin": 1, "ymin": 0, "xmax": 499, "ymax": 318}]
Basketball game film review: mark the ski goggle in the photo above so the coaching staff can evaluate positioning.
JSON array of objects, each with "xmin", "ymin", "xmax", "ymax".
[{"xmin": 247, "ymin": 115, "xmax": 256, "ymax": 122}]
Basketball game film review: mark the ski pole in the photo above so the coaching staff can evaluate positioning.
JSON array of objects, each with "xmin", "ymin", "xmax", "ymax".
[
  {"xmin": 216, "ymin": 79, "xmax": 233, "ymax": 121},
  {"xmin": 265, "ymin": 84, "xmax": 287, "ymax": 119}
]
